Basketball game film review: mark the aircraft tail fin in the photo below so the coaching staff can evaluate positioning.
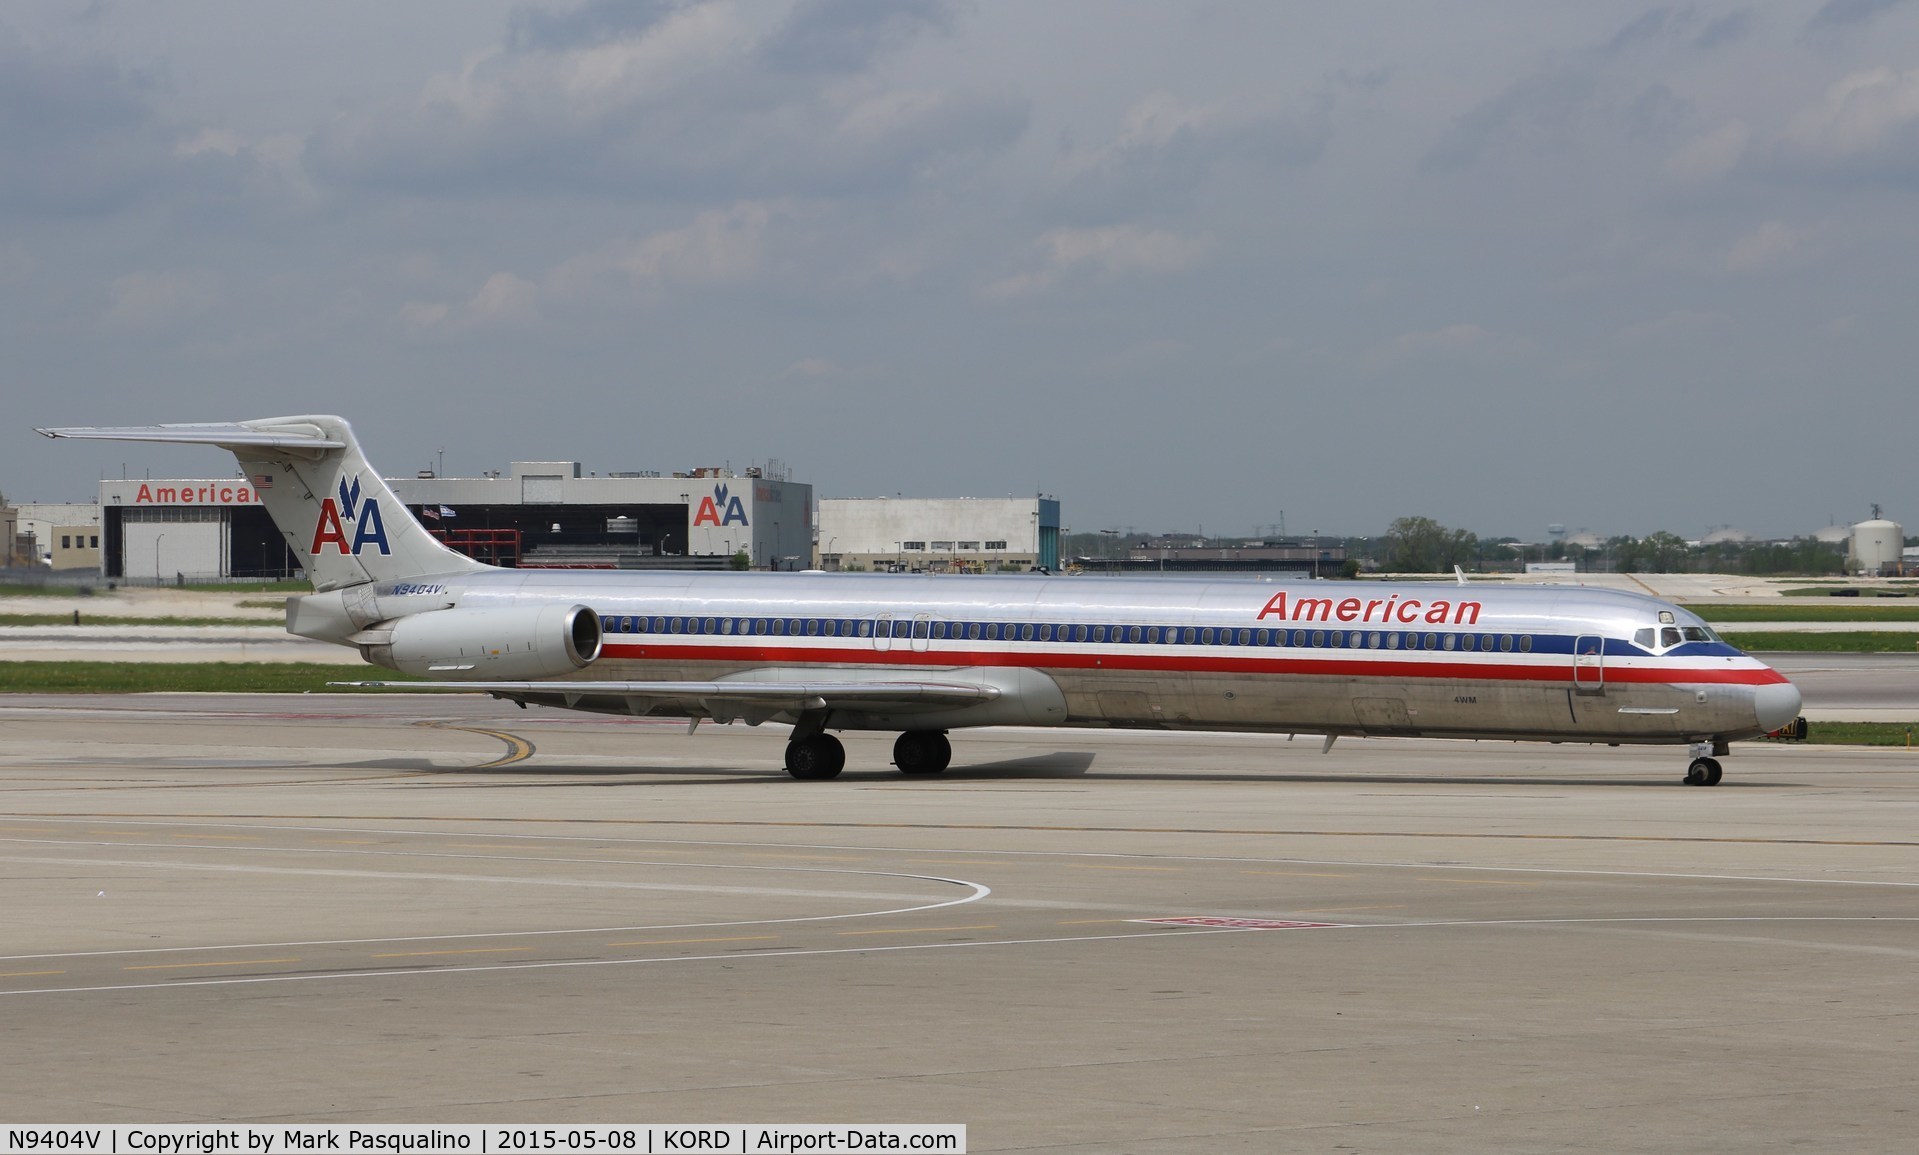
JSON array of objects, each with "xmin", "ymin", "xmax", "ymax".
[{"xmin": 36, "ymin": 415, "xmax": 486, "ymax": 591}]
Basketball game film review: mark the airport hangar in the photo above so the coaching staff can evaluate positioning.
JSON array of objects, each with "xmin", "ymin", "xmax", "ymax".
[
  {"xmin": 92, "ymin": 460, "xmax": 815, "ymax": 581},
  {"xmin": 81, "ymin": 463, "xmax": 1066, "ymax": 583},
  {"xmin": 815, "ymin": 496, "xmax": 1062, "ymax": 574}
]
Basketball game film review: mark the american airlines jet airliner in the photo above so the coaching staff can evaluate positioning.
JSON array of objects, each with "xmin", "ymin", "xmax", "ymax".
[{"xmin": 39, "ymin": 416, "xmax": 1802, "ymax": 785}]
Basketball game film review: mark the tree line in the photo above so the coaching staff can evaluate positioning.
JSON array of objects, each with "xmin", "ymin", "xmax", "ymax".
[{"xmin": 1381, "ymin": 516, "xmax": 1847, "ymax": 575}]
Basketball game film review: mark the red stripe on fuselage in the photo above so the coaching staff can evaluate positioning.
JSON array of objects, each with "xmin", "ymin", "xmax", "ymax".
[{"xmin": 595, "ymin": 641, "xmax": 1789, "ymax": 687}]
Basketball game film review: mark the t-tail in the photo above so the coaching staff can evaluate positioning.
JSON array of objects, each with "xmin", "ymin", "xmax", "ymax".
[{"xmin": 35, "ymin": 415, "xmax": 483, "ymax": 591}]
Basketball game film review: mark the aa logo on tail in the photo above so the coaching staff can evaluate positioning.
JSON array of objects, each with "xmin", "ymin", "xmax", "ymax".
[
  {"xmin": 692, "ymin": 483, "xmax": 749, "ymax": 527},
  {"xmin": 311, "ymin": 476, "xmax": 391, "ymax": 555}
]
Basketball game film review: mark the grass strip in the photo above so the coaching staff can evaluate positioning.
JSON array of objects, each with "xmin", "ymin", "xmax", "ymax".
[
  {"xmin": 0, "ymin": 584, "xmax": 108, "ymax": 598},
  {"xmin": 1781, "ymin": 722, "xmax": 1919, "ymax": 747},
  {"xmin": 1722, "ymin": 631, "xmax": 1919, "ymax": 653},
  {"xmin": 0, "ymin": 663, "xmax": 423, "ymax": 693},
  {"xmin": 1687, "ymin": 604, "xmax": 1919, "ymax": 622},
  {"xmin": 1778, "ymin": 585, "xmax": 1918, "ymax": 597}
]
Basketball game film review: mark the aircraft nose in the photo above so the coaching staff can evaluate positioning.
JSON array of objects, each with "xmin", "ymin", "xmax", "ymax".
[{"xmin": 1753, "ymin": 680, "xmax": 1802, "ymax": 733}]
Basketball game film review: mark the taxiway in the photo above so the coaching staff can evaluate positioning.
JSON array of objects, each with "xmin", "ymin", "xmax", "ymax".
[{"xmin": 0, "ymin": 694, "xmax": 1915, "ymax": 1152}]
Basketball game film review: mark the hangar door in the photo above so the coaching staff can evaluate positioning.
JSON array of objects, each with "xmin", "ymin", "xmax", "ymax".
[{"xmin": 120, "ymin": 508, "xmax": 228, "ymax": 581}]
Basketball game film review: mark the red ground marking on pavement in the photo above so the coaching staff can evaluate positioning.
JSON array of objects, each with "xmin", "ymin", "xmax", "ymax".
[{"xmin": 1136, "ymin": 916, "xmax": 1346, "ymax": 930}]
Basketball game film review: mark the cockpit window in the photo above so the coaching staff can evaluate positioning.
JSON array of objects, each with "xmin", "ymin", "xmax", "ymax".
[{"xmin": 1640, "ymin": 623, "xmax": 1722, "ymax": 651}]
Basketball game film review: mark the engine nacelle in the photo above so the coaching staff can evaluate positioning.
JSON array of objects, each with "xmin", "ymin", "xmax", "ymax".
[{"xmin": 363, "ymin": 604, "xmax": 601, "ymax": 679}]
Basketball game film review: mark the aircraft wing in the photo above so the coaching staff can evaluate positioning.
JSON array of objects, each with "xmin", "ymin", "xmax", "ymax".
[{"xmin": 332, "ymin": 678, "xmax": 1000, "ymax": 721}]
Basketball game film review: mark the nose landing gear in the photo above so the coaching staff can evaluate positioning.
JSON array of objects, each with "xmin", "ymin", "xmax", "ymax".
[
  {"xmin": 1683, "ymin": 756, "xmax": 1723, "ymax": 786},
  {"xmin": 1683, "ymin": 738, "xmax": 1728, "ymax": 786}
]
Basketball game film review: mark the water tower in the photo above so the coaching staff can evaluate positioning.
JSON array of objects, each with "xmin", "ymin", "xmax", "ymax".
[{"xmin": 1850, "ymin": 505, "xmax": 1904, "ymax": 576}]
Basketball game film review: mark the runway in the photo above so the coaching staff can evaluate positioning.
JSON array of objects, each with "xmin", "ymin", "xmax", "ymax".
[{"xmin": 1, "ymin": 695, "xmax": 1916, "ymax": 1151}]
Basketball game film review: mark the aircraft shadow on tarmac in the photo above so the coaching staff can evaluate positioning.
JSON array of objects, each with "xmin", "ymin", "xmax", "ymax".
[{"xmin": 396, "ymin": 752, "xmax": 1802, "ymax": 789}]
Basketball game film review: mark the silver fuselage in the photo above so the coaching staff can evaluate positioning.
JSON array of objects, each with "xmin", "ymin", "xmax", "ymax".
[{"xmin": 301, "ymin": 570, "xmax": 1800, "ymax": 746}]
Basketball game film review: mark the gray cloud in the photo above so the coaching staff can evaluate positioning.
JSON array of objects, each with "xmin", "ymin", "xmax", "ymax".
[
  {"xmin": 0, "ymin": 25, "xmax": 170, "ymax": 213},
  {"xmin": 1606, "ymin": 6, "xmax": 1676, "ymax": 54},
  {"xmin": 309, "ymin": 0, "xmax": 1022, "ymax": 202},
  {"xmin": 9, "ymin": 1, "xmax": 1919, "ymax": 540},
  {"xmin": 505, "ymin": 0, "xmax": 680, "ymax": 52},
  {"xmin": 1604, "ymin": 6, "xmax": 1758, "ymax": 55},
  {"xmin": 1420, "ymin": 72, "xmax": 1599, "ymax": 171},
  {"xmin": 1625, "ymin": 83, "xmax": 1691, "ymax": 138},
  {"xmin": 1807, "ymin": 0, "xmax": 1907, "ymax": 33},
  {"xmin": 1694, "ymin": 9, "xmax": 1756, "ymax": 49},
  {"xmin": 1046, "ymin": 91, "xmax": 1331, "ymax": 223},
  {"xmin": 759, "ymin": 0, "xmax": 955, "ymax": 74},
  {"xmin": 1758, "ymin": 66, "xmax": 1919, "ymax": 184}
]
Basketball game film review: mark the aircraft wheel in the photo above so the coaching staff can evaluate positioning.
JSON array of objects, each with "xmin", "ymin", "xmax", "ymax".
[
  {"xmin": 1683, "ymin": 757, "xmax": 1721, "ymax": 787},
  {"xmin": 785, "ymin": 734, "xmax": 845, "ymax": 780},
  {"xmin": 893, "ymin": 730, "xmax": 952, "ymax": 775}
]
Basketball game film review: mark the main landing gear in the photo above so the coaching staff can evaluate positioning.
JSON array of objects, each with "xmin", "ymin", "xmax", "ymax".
[
  {"xmin": 784, "ymin": 733, "xmax": 845, "ymax": 780},
  {"xmin": 893, "ymin": 730, "xmax": 952, "ymax": 775},
  {"xmin": 781, "ymin": 715, "xmax": 952, "ymax": 780}
]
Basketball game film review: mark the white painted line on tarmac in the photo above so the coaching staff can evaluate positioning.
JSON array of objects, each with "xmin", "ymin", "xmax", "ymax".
[
  {"xmin": 0, "ymin": 845, "xmax": 990, "ymax": 963},
  {"xmin": 0, "ymin": 926, "xmax": 1242, "ymax": 998},
  {"xmin": 11, "ymin": 913, "xmax": 1917, "ymax": 998}
]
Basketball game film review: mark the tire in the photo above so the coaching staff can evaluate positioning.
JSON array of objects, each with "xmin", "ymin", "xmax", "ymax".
[
  {"xmin": 893, "ymin": 730, "xmax": 952, "ymax": 775},
  {"xmin": 785, "ymin": 734, "xmax": 846, "ymax": 780}
]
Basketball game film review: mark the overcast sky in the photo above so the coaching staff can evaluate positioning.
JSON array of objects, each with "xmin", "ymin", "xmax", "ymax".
[{"xmin": 5, "ymin": 0, "xmax": 1917, "ymax": 540}]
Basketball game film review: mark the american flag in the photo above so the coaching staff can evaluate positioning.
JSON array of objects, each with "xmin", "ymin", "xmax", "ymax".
[{"xmin": 252, "ymin": 474, "xmax": 273, "ymax": 489}]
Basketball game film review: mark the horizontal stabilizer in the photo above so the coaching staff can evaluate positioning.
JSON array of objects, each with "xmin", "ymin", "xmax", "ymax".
[
  {"xmin": 36, "ymin": 422, "xmax": 344, "ymax": 450},
  {"xmin": 38, "ymin": 414, "xmax": 483, "ymax": 590}
]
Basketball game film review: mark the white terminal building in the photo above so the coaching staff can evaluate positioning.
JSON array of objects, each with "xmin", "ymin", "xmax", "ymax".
[{"xmin": 816, "ymin": 497, "xmax": 1062, "ymax": 573}]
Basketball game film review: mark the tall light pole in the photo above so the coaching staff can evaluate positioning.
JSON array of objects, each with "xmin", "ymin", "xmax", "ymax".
[
  {"xmin": 154, "ymin": 533, "xmax": 166, "ymax": 583},
  {"xmin": 1311, "ymin": 530, "xmax": 1318, "ymax": 580}
]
